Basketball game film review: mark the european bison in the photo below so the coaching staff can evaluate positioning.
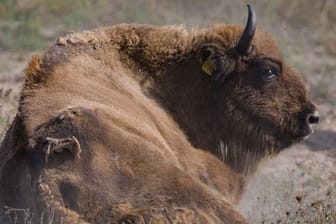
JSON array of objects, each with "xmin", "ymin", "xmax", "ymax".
[{"xmin": 0, "ymin": 4, "xmax": 318, "ymax": 224}]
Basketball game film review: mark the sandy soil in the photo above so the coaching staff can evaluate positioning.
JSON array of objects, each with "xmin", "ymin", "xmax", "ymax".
[{"xmin": 240, "ymin": 138, "xmax": 336, "ymax": 223}]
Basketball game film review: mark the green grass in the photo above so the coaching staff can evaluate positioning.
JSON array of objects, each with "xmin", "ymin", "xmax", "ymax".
[
  {"xmin": 0, "ymin": 0, "xmax": 168, "ymax": 51},
  {"xmin": 0, "ymin": 0, "xmax": 104, "ymax": 51},
  {"xmin": 0, "ymin": 0, "xmax": 335, "ymax": 53}
]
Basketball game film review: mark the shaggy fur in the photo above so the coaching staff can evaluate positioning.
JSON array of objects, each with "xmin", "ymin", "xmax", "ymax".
[{"xmin": 0, "ymin": 23, "xmax": 316, "ymax": 223}]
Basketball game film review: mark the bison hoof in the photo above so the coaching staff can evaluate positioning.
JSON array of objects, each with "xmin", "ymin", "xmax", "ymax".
[{"xmin": 43, "ymin": 136, "xmax": 81, "ymax": 163}]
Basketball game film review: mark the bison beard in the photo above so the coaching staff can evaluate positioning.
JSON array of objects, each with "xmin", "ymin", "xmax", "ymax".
[{"xmin": 0, "ymin": 4, "xmax": 318, "ymax": 224}]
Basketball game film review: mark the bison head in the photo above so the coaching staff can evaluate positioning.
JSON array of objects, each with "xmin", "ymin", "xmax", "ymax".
[
  {"xmin": 198, "ymin": 4, "xmax": 318, "ymax": 169},
  {"xmin": 158, "ymin": 4, "xmax": 319, "ymax": 173}
]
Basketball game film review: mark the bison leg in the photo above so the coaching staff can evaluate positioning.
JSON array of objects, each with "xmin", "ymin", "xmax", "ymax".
[{"xmin": 44, "ymin": 136, "xmax": 81, "ymax": 163}]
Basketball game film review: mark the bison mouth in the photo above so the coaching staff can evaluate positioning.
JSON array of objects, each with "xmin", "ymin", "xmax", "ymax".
[
  {"xmin": 279, "ymin": 109, "xmax": 319, "ymax": 148},
  {"xmin": 249, "ymin": 111, "xmax": 319, "ymax": 152},
  {"xmin": 292, "ymin": 124, "xmax": 314, "ymax": 142},
  {"xmin": 296, "ymin": 109, "xmax": 319, "ymax": 139}
]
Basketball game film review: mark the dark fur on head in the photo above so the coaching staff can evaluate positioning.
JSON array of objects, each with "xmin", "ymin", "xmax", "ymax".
[{"xmin": 149, "ymin": 24, "xmax": 317, "ymax": 174}]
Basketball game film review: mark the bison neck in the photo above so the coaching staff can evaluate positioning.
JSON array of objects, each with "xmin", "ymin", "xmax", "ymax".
[{"xmin": 150, "ymin": 59, "xmax": 270, "ymax": 176}]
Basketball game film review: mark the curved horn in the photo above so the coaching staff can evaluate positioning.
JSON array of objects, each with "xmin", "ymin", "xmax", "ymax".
[{"xmin": 237, "ymin": 4, "xmax": 256, "ymax": 55}]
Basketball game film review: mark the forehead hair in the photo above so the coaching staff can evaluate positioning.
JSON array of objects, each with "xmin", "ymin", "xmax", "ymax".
[{"xmin": 196, "ymin": 24, "xmax": 282, "ymax": 60}]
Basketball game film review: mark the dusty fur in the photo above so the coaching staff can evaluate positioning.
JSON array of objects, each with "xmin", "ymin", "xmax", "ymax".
[{"xmin": 0, "ymin": 22, "xmax": 315, "ymax": 223}]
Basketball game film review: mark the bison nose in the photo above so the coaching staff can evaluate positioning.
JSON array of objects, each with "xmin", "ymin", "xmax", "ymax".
[{"xmin": 307, "ymin": 110, "xmax": 319, "ymax": 125}]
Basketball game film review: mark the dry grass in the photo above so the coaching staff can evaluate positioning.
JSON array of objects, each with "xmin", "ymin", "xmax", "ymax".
[
  {"xmin": 2, "ymin": 206, "xmax": 32, "ymax": 224},
  {"xmin": 1, "ymin": 205, "xmax": 65, "ymax": 224}
]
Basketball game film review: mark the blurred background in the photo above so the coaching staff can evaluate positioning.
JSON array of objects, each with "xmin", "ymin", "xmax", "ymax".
[{"xmin": 0, "ymin": 0, "xmax": 335, "ymax": 223}]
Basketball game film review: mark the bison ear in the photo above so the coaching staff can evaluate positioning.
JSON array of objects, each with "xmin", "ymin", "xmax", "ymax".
[{"xmin": 200, "ymin": 44, "xmax": 234, "ymax": 83}]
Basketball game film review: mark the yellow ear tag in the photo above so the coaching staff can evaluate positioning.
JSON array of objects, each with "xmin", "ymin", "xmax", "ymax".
[{"xmin": 202, "ymin": 60, "xmax": 213, "ymax": 76}]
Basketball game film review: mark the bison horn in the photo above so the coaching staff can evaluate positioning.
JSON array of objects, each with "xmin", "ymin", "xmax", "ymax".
[{"xmin": 237, "ymin": 4, "xmax": 256, "ymax": 55}]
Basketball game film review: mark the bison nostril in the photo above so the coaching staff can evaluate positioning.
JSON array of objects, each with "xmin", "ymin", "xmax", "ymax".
[{"xmin": 307, "ymin": 111, "xmax": 319, "ymax": 125}]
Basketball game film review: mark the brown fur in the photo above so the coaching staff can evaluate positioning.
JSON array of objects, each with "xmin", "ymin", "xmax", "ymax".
[{"xmin": 0, "ymin": 23, "xmax": 315, "ymax": 223}]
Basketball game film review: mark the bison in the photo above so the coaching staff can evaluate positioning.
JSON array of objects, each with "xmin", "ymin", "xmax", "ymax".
[{"xmin": 0, "ymin": 4, "xmax": 318, "ymax": 224}]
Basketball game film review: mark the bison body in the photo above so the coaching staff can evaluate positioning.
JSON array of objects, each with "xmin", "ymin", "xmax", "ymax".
[{"xmin": 0, "ymin": 5, "xmax": 317, "ymax": 224}]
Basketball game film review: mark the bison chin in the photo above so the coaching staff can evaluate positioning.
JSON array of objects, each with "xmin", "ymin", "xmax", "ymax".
[
  {"xmin": 272, "ymin": 122, "xmax": 318, "ymax": 153},
  {"xmin": 284, "ymin": 103, "xmax": 319, "ymax": 146}
]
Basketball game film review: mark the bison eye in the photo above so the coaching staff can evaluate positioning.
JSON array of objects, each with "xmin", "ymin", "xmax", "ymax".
[{"xmin": 260, "ymin": 67, "xmax": 278, "ymax": 82}]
